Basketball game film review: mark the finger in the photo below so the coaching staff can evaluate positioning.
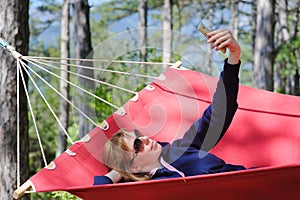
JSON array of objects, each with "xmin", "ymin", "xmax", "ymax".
[
  {"xmin": 216, "ymin": 38, "xmax": 232, "ymax": 50},
  {"xmin": 210, "ymin": 30, "xmax": 231, "ymax": 42},
  {"xmin": 210, "ymin": 34, "xmax": 230, "ymax": 49},
  {"xmin": 207, "ymin": 29, "xmax": 224, "ymax": 38},
  {"xmin": 207, "ymin": 29, "xmax": 229, "ymax": 41}
]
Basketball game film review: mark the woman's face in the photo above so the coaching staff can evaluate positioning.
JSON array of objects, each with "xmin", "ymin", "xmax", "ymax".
[{"xmin": 123, "ymin": 132, "xmax": 162, "ymax": 173}]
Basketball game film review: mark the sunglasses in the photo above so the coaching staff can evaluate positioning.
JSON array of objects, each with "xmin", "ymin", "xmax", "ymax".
[
  {"xmin": 133, "ymin": 137, "xmax": 143, "ymax": 154},
  {"xmin": 133, "ymin": 129, "xmax": 143, "ymax": 153},
  {"xmin": 130, "ymin": 130, "xmax": 143, "ymax": 165}
]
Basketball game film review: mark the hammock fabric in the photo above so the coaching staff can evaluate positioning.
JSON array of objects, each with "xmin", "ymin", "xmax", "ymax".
[{"xmin": 21, "ymin": 66, "xmax": 300, "ymax": 199}]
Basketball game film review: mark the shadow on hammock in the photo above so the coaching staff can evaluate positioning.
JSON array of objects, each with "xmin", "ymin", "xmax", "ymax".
[{"xmin": 14, "ymin": 65, "xmax": 300, "ymax": 200}]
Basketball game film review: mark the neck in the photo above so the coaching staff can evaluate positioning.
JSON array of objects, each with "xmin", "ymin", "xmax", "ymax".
[{"xmin": 142, "ymin": 160, "xmax": 162, "ymax": 172}]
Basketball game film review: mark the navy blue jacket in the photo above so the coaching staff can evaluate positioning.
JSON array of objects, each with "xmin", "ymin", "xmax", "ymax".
[
  {"xmin": 151, "ymin": 59, "xmax": 244, "ymax": 180},
  {"xmin": 94, "ymin": 59, "xmax": 245, "ymax": 185}
]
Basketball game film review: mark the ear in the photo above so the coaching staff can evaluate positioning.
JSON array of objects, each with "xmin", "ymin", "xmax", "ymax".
[{"xmin": 129, "ymin": 165, "xmax": 142, "ymax": 173}]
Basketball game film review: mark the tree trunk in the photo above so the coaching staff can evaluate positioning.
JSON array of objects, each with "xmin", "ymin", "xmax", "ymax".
[
  {"xmin": 292, "ymin": 0, "xmax": 300, "ymax": 38},
  {"xmin": 252, "ymin": 0, "xmax": 275, "ymax": 91},
  {"xmin": 0, "ymin": 0, "xmax": 29, "ymax": 199},
  {"xmin": 72, "ymin": 0, "xmax": 95, "ymax": 139},
  {"xmin": 294, "ymin": 69, "xmax": 300, "ymax": 96},
  {"xmin": 138, "ymin": 0, "xmax": 148, "ymax": 71},
  {"xmin": 251, "ymin": 0, "xmax": 257, "ymax": 57},
  {"xmin": 231, "ymin": 0, "xmax": 239, "ymax": 39},
  {"xmin": 274, "ymin": 0, "xmax": 290, "ymax": 93},
  {"xmin": 292, "ymin": 0, "xmax": 300, "ymax": 95},
  {"xmin": 57, "ymin": 0, "xmax": 70, "ymax": 157},
  {"xmin": 205, "ymin": 1, "xmax": 214, "ymax": 75},
  {"xmin": 162, "ymin": 0, "xmax": 173, "ymax": 68}
]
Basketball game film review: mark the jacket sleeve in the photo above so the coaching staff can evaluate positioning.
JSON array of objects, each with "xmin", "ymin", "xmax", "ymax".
[
  {"xmin": 180, "ymin": 59, "xmax": 240, "ymax": 151},
  {"xmin": 93, "ymin": 176, "xmax": 113, "ymax": 185}
]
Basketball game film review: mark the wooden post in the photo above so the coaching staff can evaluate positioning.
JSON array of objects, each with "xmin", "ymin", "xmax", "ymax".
[
  {"xmin": 13, "ymin": 181, "xmax": 32, "ymax": 199},
  {"xmin": 172, "ymin": 61, "xmax": 182, "ymax": 68}
]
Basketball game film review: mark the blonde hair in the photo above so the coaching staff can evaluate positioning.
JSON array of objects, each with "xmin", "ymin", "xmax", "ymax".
[{"xmin": 102, "ymin": 129, "xmax": 150, "ymax": 181}]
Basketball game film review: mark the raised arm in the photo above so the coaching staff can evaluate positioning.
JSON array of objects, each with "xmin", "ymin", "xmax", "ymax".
[{"xmin": 180, "ymin": 29, "xmax": 241, "ymax": 151}]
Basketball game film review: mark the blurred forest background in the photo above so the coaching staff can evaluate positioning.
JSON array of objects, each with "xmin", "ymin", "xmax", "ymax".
[{"xmin": 0, "ymin": 0, "xmax": 299, "ymax": 199}]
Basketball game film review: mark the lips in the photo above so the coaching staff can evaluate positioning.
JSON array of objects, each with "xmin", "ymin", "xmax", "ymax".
[{"xmin": 152, "ymin": 141, "xmax": 157, "ymax": 151}]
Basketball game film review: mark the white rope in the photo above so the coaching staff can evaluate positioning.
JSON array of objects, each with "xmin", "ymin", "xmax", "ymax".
[
  {"xmin": 27, "ymin": 57, "xmax": 138, "ymax": 95},
  {"xmin": 1, "ymin": 40, "xmax": 172, "ymax": 189},
  {"xmin": 16, "ymin": 59, "xmax": 20, "ymax": 188},
  {"xmin": 20, "ymin": 60, "xmax": 75, "ymax": 146},
  {"xmin": 7, "ymin": 44, "xmax": 171, "ymax": 175},
  {"xmin": 21, "ymin": 58, "xmax": 101, "ymax": 129},
  {"xmin": 19, "ymin": 61, "xmax": 48, "ymax": 167},
  {"xmin": 23, "ymin": 57, "xmax": 121, "ymax": 110},
  {"xmin": 31, "ymin": 58, "xmax": 160, "ymax": 80},
  {"xmin": 24, "ymin": 56, "xmax": 174, "ymax": 66}
]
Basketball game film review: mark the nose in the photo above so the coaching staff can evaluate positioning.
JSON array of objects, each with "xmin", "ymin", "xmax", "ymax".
[{"xmin": 139, "ymin": 136, "xmax": 150, "ymax": 145}]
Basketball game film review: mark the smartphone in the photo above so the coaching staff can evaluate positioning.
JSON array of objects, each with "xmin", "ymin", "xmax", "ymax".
[{"xmin": 197, "ymin": 22, "xmax": 226, "ymax": 54}]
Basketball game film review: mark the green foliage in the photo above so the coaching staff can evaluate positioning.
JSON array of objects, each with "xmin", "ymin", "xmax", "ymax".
[
  {"xmin": 37, "ymin": 2, "xmax": 61, "ymax": 13},
  {"xmin": 93, "ymin": 46, "xmax": 167, "ymax": 122},
  {"xmin": 29, "ymin": 0, "xmax": 61, "ymax": 40},
  {"xmin": 94, "ymin": 0, "xmax": 138, "ymax": 22},
  {"xmin": 94, "ymin": 83, "xmax": 113, "ymax": 122},
  {"xmin": 278, "ymin": 36, "xmax": 300, "ymax": 64},
  {"xmin": 31, "ymin": 191, "xmax": 81, "ymax": 200},
  {"xmin": 49, "ymin": 191, "xmax": 81, "ymax": 200},
  {"xmin": 90, "ymin": 17, "xmax": 110, "ymax": 46},
  {"xmin": 275, "ymin": 35, "xmax": 300, "ymax": 94},
  {"xmin": 94, "ymin": 0, "xmax": 164, "ymax": 23}
]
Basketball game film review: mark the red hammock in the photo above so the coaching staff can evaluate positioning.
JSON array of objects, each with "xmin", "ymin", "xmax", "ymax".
[{"xmin": 15, "ymin": 67, "xmax": 300, "ymax": 199}]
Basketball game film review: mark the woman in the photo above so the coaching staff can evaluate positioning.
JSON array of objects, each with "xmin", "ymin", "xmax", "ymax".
[{"xmin": 94, "ymin": 29, "xmax": 245, "ymax": 185}]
